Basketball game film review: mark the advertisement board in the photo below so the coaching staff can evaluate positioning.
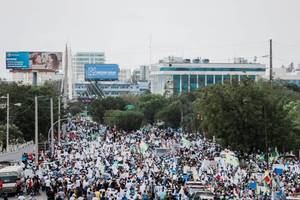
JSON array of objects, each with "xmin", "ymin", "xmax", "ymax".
[
  {"xmin": 6, "ymin": 52, "xmax": 30, "ymax": 69},
  {"xmin": 6, "ymin": 52, "xmax": 62, "ymax": 71},
  {"xmin": 85, "ymin": 64, "xmax": 119, "ymax": 81}
]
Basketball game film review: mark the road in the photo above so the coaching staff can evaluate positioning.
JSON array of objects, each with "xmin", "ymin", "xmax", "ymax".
[
  {"xmin": 0, "ymin": 144, "xmax": 34, "ymax": 162},
  {"xmin": 8, "ymin": 192, "xmax": 47, "ymax": 200}
]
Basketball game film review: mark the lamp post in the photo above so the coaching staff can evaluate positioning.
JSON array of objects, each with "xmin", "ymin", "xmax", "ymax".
[
  {"xmin": 35, "ymin": 96, "xmax": 38, "ymax": 165},
  {"xmin": 0, "ymin": 94, "xmax": 21, "ymax": 152},
  {"xmin": 58, "ymin": 96, "xmax": 61, "ymax": 145},
  {"xmin": 6, "ymin": 94, "xmax": 8, "ymax": 152},
  {"xmin": 50, "ymin": 98, "xmax": 54, "ymax": 157},
  {"xmin": 34, "ymin": 96, "xmax": 54, "ymax": 165}
]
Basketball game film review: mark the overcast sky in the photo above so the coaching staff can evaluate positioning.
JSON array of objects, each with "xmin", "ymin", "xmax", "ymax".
[{"xmin": 1, "ymin": 0, "xmax": 300, "ymax": 78}]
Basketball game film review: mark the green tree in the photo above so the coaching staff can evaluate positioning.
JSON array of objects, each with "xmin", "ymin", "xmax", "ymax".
[
  {"xmin": 156, "ymin": 100, "xmax": 182, "ymax": 128},
  {"xmin": 104, "ymin": 110, "xmax": 144, "ymax": 131},
  {"xmin": 67, "ymin": 102, "xmax": 85, "ymax": 116},
  {"xmin": 194, "ymin": 80, "xmax": 300, "ymax": 152},
  {"xmin": 0, "ymin": 80, "xmax": 62, "ymax": 142},
  {"xmin": 0, "ymin": 124, "xmax": 24, "ymax": 150},
  {"xmin": 89, "ymin": 99, "xmax": 105, "ymax": 123},
  {"xmin": 138, "ymin": 94, "xmax": 168, "ymax": 124},
  {"xmin": 89, "ymin": 96, "xmax": 128, "ymax": 123}
]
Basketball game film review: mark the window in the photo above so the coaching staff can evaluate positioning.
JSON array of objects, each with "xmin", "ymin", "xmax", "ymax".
[
  {"xmin": 232, "ymin": 75, "xmax": 239, "ymax": 83},
  {"xmin": 182, "ymin": 75, "xmax": 189, "ymax": 92},
  {"xmin": 198, "ymin": 75, "xmax": 205, "ymax": 88},
  {"xmin": 207, "ymin": 75, "xmax": 214, "ymax": 85},
  {"xmin": 248, "ymin": 75, "xmax": 256, "ymax": 81},
  {"xmin": 240, "ymin": 75, "xmax": 248, "ymax": 81},
  {"xmin": 173, "ymin": 75, "xmax": 181, "ymax": 94},
  {"xmin": 215, "ymin": 75, "xmax": 222, "ymax": 84},
  {"xmin": 223, "ymin": 75, "xmax": 231, "ymax": 83},
  {"xmin": 190, "ymin": 75, "xmax": 197, "ymax": 91}
]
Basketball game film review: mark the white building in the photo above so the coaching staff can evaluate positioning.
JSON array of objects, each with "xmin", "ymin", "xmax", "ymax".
[
  {"xmin": 10, "ymin": 69, "xmax": 63, "ymax": 85},
  {"xmin": 72, "ymin": 52, "xmax": 105, "ymax": 83},
  {"xmin": 119, "ymin": 69, "xmax": 132, "ymax": 82},
  {"xmin": 273, "ymin": 65, "xmax": 300, "ymax": 86},
  {"xmin": 150, "ymin": 57, "xmax": 266, "ymax": 95},
  {"xmin": 74, "ymin": 81, "xmax": 149, "ymax": 97}
]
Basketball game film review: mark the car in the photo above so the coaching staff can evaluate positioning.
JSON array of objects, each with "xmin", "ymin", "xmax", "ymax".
[{"xmin": 190, "ymin": 191, "xmax": 214, "ymax": 200}]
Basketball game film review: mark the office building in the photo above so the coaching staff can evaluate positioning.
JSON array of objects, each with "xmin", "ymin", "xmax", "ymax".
[
  {"xmin": 273, "ymin": 65, "xmax": 300, "ymax": 86},
  {"xmin": 10, "ymin": 69, "xmax": 63, "ymax": 85},
  {"xmin": 119, "ymin": 69, "xmax": 132, "ymax": 82},
  {"xmin": 132, "ymin": 69, "xmax": 141, "ymax": 83},
  {"xmin": 72, "ymin": 52, "xmax": 105, "ymax": 83},
  {"xmin": 74, "ymin": 81, "xmax": 149, "ymax": 97},
  {"xmin": 140, "ymin": 65, "xmax": 150, "ymax": 81},
  {"xmin": 150, "ymin": 56, "xmax": 266, "ymax": 95}
]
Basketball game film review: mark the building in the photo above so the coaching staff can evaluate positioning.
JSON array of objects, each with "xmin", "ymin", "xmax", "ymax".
[
  {"xmin": 131, "ymin": 66, "xmax": 150, "ymax": 82},
  {"xmin": 273, "ymin": 65, "xmax": 300, "ymax": 86},
  {"xmin": 150, "ymin": 57, "xmax": 266, "ymax": 95},
  {"xmin": 119, "ymin": 69, "xmax": 132, "ymax": 82},
  {"xmin": 74, "ymin": 81, "xmax": 149, "ymax": 97},
  {"xmin": 132, "ymin": 69, "xmax": 141, "ymax": 83},
  {"xmin": 71, "ymin": 52, "xmax": 105, "ymax": 99},
  {"xmin": 10, "ymin": 69, "xmax": 63, "ymax": 85},
  {"xmin": 140, "ymin": 65, "xmax": 150, "ymax": 81},
  {"xmin": 72, "ymin": 52, "xmax": 105, "ymax": 83}
]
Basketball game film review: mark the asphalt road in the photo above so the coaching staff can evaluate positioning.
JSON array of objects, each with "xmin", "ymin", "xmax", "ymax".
[
  {"xmin": 7, "ymin": 192, "xmax": 47, "ymax": 200},
  {"xmin": 0, "ymin": 144, "xmax": 35, "ymax": 162}
]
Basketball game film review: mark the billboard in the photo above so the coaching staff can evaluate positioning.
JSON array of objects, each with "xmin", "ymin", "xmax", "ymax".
[
  {"xmin": 6, "ymin": 52, "xmax": 62, "ymax": 71},
  {"xmin": 85, "ymin": 64, "xmax": 119, "ymax": 81}
]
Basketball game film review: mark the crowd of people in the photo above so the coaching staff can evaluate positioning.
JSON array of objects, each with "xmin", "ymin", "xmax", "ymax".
[{"xmin": 20, "ymin": 118, "xmax": 300, "ymax": 200}]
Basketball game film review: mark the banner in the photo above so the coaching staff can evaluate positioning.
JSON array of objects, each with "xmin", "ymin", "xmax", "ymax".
[{"xmin": 6, "ymin": 51, "xmax": 62, "ymax": 71}]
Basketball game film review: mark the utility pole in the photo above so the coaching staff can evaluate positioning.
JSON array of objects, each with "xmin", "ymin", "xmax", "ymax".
[
  {"xmin": 50, "ymin": 98, "xmax": 54, "ymax": 157},
  {"xmin": 6, "ymin": 93, "xmax": 9, "ymax": 152},
  {"xmin": 58, "ymin": 96, "xmax": 61, "ymax": 145},
  {"xmin": 269, "ymin": 39, "xmax": 273, "ymax": 81},
  {"xmin": 35, "ymin": 96, "xmax": 38, "ymax": 166}
]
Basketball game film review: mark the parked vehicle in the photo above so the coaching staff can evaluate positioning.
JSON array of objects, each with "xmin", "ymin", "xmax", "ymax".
[{"xmin": 0, "ymin": 165, "xmax": 24, "ymax": 195}]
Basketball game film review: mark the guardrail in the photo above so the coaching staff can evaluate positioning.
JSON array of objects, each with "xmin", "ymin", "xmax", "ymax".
[{"xmin": 0, "ymin": 141, "xmax": 34, "ymax": 155}]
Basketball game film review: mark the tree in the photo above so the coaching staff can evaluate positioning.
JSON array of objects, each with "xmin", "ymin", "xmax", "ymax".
[
  {"xmin": 194, "ymin": 80, "xmax": 300, "ymax": 152},
  {"xmin": 156, "ymin": 101, "xmax": 181, "ymax": 128},
  {"xmin": 104, "ymin": 110, "xmax": 144, "ymax": 131},
  {"xmin": 0, "ymin": 124, "xmax": 24, "ymax": 150},
  {"xmin": 89, "ymin": 96, "xmax": 128, "ymax": 123},
  {"xmin": 138, "ymin": 94, "xmax": 168, "ymax": 124},
  {"xmin": 67, "ymin": 102, "xmax": 85, "ymax": 116},
  {"xmin": 89, "ymin": 100, "xmax": 105, "ymax": 123},
  {"xmin": 0, "ymin": 80, "xmax": 62, "ymax": 142}
]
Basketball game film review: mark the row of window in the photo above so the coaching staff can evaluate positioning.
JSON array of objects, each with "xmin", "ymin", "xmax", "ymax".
[
  {"xmin": 173, "ymin": 74, "xmax": 256, "ymax": 94},
  {"xmin": 161, "ymin": 67, "xmax": 265, "ymax": 72}
]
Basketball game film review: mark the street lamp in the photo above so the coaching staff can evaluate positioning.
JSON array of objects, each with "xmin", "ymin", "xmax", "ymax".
[
  {"xmin": 0, "ymin": 94, "xmax": 21, "ymax": 152},
  {"xmin": 34, "ymin": 96, "xmax": 54, "ymax": 165}
]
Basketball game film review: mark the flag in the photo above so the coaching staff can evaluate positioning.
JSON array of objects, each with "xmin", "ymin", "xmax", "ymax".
[
  {"xmin": 269, "ymin": 148, "xmax": 280, "ymax": 162},
  {"xmin": 273, "ymin": 164, "xmax": 284, "ymax": 175},
  {"xmin": 249, "ymin": 182, "xmax": 257, "ymax": 190},
  {"xmin": 181, "ymin": 138, "xmax": 191, "ymax": 148},
  {"xmin": 140, "ymin": 141, "xmax": 149, "ymax": 155},
  {"xmin": 225, "ymin": 155, "xmax": 239, "ymax": 167},
  {"xmin": 264, "ymin": 171, "xmax": 272, "ymax": 186}
]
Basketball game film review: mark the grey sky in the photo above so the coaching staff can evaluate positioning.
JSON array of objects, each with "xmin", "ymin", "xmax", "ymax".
[{"xmin": 1, "ymin": 0, "xmax": 300, "ymax": 78}]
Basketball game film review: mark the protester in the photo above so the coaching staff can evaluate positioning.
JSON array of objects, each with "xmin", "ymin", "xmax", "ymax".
[{"xmin": 21, "ymin": 117, "xmax": 300, "ymax": 199}]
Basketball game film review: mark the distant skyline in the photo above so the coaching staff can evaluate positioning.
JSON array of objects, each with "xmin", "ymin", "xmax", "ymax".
[{"xmin": 1, "ymin": 0, "xmax": 300, "ymax": 79}]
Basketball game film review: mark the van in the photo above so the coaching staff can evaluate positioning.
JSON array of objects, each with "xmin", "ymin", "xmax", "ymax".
[{"xmin": 0, "ymin": 166, "xmax": 24, "ymax": 194}]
